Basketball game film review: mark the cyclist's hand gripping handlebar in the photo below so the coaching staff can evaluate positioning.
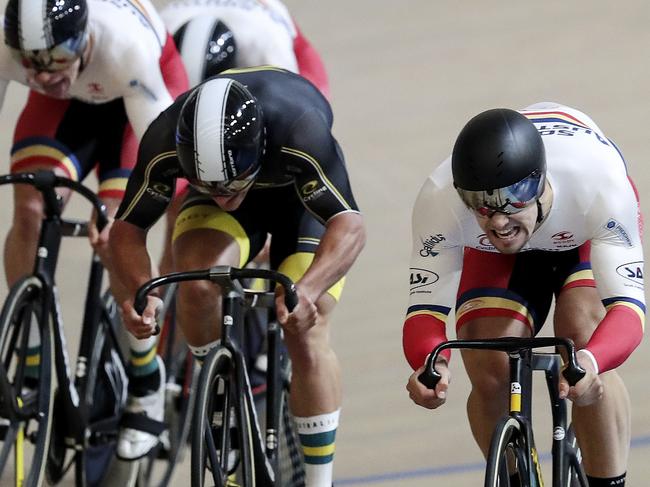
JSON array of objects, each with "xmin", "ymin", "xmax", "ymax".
[
  {"xmin": 0, "ymin": 170, "xmax": 109, "ymax": 234},
  {"xmin": 416, "ymin": 337, "xmax": 587, "ymax": 390},
  {"xmin": 133, "ymin": 266, "xmax": 299, "ymax": 333}
]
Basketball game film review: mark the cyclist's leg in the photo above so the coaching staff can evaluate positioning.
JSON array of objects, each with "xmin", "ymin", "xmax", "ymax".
[
  {"xmin": 271, "ymin": 207, "xmax": 344, "ymax": 487},
  {"xmin": 171, "ymin": 192, "xmax": 266, "ymax": 354},
  {"xmin": 455, "ymin": 248, "xmax": 554, "ymax": 457},
  {"xmin": 553, "ymin": 242, "xmax": 629, "ymax": 482},
  {"xmin": 4, "ymin": 91, "xmax": 78, "ymax": 286}
]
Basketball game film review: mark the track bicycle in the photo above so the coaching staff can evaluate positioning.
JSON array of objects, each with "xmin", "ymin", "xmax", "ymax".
[
  {"xmin": 134, "ymin": 266, "xmax": 305, "ymax": 487},
  {"xmin": 0, "ymin": 170, "xmax": 128, "ymax": 487},
  {"xmin": 419, "ymin": 336, "xmax": 588, "ymax": 487}
]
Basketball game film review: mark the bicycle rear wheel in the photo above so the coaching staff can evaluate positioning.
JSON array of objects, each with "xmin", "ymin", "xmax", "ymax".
[
  {"xmin": 191, "ymin": 346, "xmax": 255, "ymax": 487},
  {"xmin": 275, "ymin": 385, "xmax": 305, "ymax": 487},
  {"xmin": 484, "ymin": 416, "xmax": 529, "ymax": 487},
  {"xmin": 0, "ymin": 276, "xmax": 54, "ymax": 487},
  {"xmin": 75, "ymin": 295, "xmax": 129, "ymax": 487}
]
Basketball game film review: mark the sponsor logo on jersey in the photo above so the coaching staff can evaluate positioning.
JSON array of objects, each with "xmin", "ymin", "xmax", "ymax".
[
  {"xmin": 604, "ymin": 219, "xmax": 633, "ymax": 247},
  {"xmin": 409, "ymin": 268, "xmax": 439, "ymax": 293},
  {"xmin": 419, "ymin": 234, "xmax": 445, "ymax": 257},
  {"xmin": 551, "ymin": 231, "xmax": 576, "ymax": 248},
  {"xmin": 476, "ymin": 234, "xmax": 495, "ymax": 251},
  {"xmin": 302, "ymin": 184, "xmax": 328, "ymax": 202},
  {"xmin": 616, "ymin": 261, "xmax": 644, "ymax": 286},
  {"xmin": 301, "ymin": 180, "xmax": 320, "ymax": 196},
  {"xmin": 552, "ymin": 231, "xmax": 573, "ymax": 241},
  {"xmin": 536, "ymin": 124, "xmax": 609, "ymax": 146},
  {"xmin": 87, "ymin": 82, "xmax": 104, "ymax": 95},
  {"xmin": 145, "ymin": 182, "xmax": 172, "ymax": 202}
]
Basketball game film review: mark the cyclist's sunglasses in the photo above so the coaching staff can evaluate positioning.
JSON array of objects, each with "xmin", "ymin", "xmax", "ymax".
[
  {"xmin": 456, "ymin": 170, "xmax": 545, "ymax": 217},
  {"xmin": 11, "ymin": 32, "xmax": 87, "ymax": 73},
  {"xmin": 192, "ymin": 166, "xmax": 260, "ymax": 197}
]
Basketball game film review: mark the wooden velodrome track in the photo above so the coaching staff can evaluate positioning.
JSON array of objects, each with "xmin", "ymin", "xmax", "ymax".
[{"xmin": 0, "ymin": 1, "xmax": 648, "ymax": 485}]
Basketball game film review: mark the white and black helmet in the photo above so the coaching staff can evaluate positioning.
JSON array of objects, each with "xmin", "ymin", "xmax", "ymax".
[
  {"xmin": 173, "ymin": 16, "xmax": 237, "ymax": 87},
  {"xmin": 176, "ymin": 78, "xmax": 264, "ymax": 196},
  {"xmin": 4, "ymin": 0, "xmax": 89, "ymax": 71}
]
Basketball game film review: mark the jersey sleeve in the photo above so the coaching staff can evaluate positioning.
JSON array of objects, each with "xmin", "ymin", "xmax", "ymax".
[
  {"xmin": 115, "ymin": 112, "xmax": 179, "ymax": 230},
  {"xmin": 403, "ymin": 179, "xmax": 463, "ymax": 370},
  {"xmin": 121, "ymin": 44, "xmax": 176, "ymax": 143},
  {"xmin": 280, "ymin": 108, "xmax": 359, "ymax": 223},
  {"xmin": 291, "ymin": 23, "xmax": 330, "ymax": 99},
  {"xmin": 587, "ymin": 176, "xmax": 645, "ymax": 373}
]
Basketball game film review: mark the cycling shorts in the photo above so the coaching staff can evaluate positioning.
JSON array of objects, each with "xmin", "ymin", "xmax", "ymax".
[
  {"xmin": 455, "ymin": 242, "xmax": 594, "ymax": 334},
  {"xmin": 172, "ymin": 185, "xmax": 345, "ymax": 301}
]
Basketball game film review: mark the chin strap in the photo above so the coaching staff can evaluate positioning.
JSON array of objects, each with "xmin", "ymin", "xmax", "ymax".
[{"xmin": 536, "ymin": 199, "xmax": 544, "ymax": 223}]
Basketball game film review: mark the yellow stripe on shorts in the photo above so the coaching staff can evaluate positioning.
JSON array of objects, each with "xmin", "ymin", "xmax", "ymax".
[
  {"xmin": 278, "ymin": 252, "xmax": 345, "ymax": 301},
  {"xmin": 172, "ymin": 204, "xmax": 250, "ymax": 267}
]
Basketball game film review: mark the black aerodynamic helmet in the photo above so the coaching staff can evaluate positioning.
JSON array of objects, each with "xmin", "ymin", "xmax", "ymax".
[
  {"xmin": 4, "ymin": 0, "xmax": 89, "ymax": 71},
  {"xmin": 176, "ymin": 78, "xmax": 264, "ymax": 196},
  {"xmin": 452, "ymin": 108, "xmax": 546, "ymax": 214},
  {"xmin": 173, "ymin": 16, "xmax": 237, "ymax": 87}
]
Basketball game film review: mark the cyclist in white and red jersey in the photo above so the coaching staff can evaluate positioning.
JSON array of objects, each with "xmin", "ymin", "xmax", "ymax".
[
  {"xmin": 0, "ymin": 0, "xmax": 189, "ymax": 460},
  {"xmin": 404, "ymin": 102, "xmax": 644, "ymax": 487},
  {"xmin": 160, "ymin": 0, "xmax": 329, "ymax": 97}
]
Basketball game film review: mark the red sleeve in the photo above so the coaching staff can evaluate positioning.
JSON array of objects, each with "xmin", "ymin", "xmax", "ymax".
[
  {"xmin": 292, "ymin": 23, "xmax": 330, "ymax": 100},
  {"xmin": 585, "ymin": 304, "xmax": 644, "ymax": 373},
  {"xmin": 402, "ymin": 314, "xmax": 450, "ymax": 370}
]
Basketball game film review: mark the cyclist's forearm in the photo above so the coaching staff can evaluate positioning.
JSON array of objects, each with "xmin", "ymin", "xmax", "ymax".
[
  {"xmin": 109, "ymin": 220, "xmax": 154, "ymax": 301},
  {"xmin": 299, "ymin": 211, "xmax": 365, "ymax": 300},
  {"xmin": 585, "ymin": 305, "xmax": 644, "ymax": 373}
]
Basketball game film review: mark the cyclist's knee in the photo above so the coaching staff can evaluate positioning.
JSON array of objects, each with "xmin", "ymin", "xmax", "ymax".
[
  {"xmin": 465, "ymin": 352, "xmax": 511, "ymax": 399},
  {"xmin": 554, "ymin": 309, "xmax": 602, "ymax": 349},
  {"xmin": 11, "ymin": 196, "xmax": 44, "ymax": 236},
  {"xmin": 178, "ymin": 279, "xmax": 220, "ymax": 309},
  {"xmin": 284, "ymin": 323, "xmax": 334, "ymax": 371}
]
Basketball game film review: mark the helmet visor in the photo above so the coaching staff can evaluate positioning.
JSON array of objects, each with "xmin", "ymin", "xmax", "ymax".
[
  {"xmin": 191, "ymin": 165, "xmax": 260, "ymax": 197},
  {"xmin": 12, "ymin": 31, "xmax": 87, "ymax": 72},
  {"xmin": 456, "ymin": 170, "xmax": 545, "ymax": 216}
]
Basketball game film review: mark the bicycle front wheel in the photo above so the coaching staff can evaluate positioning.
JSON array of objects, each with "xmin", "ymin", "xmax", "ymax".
[
  {"xmin": 0, "ymin": 276, "xmax": 55, "ymax": 487},
  {"xmin": 191, "ymin": 346, "xmax": 254, "ymax": 487},
  {"xmin": 484, "ymin": 416, "xmax": 529, "ymax": 487},
  {"xmin": 564, "ymin": 424, "xmax": 588, "ymax": 487}
]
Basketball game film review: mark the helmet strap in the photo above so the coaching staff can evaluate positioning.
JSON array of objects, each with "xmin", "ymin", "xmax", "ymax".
[{"xmin": 536, "ymin": 199, "xmax": 543, "ymax": 223}]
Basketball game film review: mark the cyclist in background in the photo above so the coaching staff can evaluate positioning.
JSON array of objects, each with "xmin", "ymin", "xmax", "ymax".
[
  {"xmin": 109, "ymin": 69, "xmax": 366, "ymax": 487},
  {"xmin": 404, "ymin": 103, "xmax": 644, "ymax": 487},
  {"xmin": 160, "ymin": 0, "xmax": 329, "ymax": 97},
  {"xmin": 0, "ymin": 0, "xmax": 188, "ymax": 460}
]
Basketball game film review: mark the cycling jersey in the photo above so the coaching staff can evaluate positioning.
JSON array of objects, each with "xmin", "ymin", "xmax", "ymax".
[
  {"xmin": 0, "ymin": 0, "xmax": 184, "ymax": 141},
  {"xmin": 404, "ymin": 102, "xmax": 645, "ymax": 374},
  {"xmin": 160, "ymin": 0, "xmax": 329, "ymax": 96},
  {"xmin": 116, "ymin": 67, "xmax": 358, "ymax": 230}
]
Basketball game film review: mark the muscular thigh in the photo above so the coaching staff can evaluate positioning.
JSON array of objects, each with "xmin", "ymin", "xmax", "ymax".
[{"xmin": 172, "ymin": 190, "xmax": 267, "ymax": 270}]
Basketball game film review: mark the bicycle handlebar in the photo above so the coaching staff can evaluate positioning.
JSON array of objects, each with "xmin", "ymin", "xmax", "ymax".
[
  {"xmin": 133, "ymin": 265, "xmax": 299, "ymax": 317},
  {"xmin": 417, "ymin": 336, "xmax": 587, "ymax": 389},
  {"xmin": 0, "ymin": 171, "xmax": 109, "ymax": 232}
]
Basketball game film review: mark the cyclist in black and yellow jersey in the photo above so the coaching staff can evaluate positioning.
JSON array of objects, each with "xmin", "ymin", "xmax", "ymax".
[{"xmin": 109, "ymin": 67, "xmax": 366, "ymax": 487}]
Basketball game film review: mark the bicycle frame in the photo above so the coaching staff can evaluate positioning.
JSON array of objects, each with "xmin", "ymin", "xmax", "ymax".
[
  {"xmin": 0, "ymin": 171, "xmax": 124, "ymax": 475},
  {"xmin": 135, "ymin": 266, "xmax": 298, "ymax": 485}
]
